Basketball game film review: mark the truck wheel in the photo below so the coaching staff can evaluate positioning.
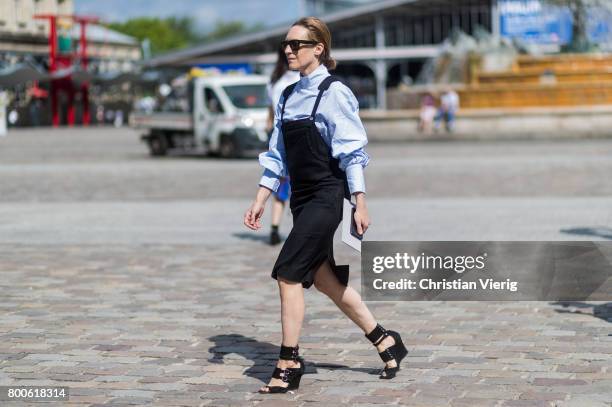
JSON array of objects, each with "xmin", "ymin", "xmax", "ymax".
[
  {"xmin": 148, "ymin": 134, "xmax": 168, "ymax": 156},
  {"xmin": 219, "ymin": 134, "xmax": 237, "ymax": 158}
]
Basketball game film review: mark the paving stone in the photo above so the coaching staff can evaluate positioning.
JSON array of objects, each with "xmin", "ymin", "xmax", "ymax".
[
  {"xmin": 449, "ymin": 398, "xmax": 498, "ymax": 407},
  {"xmin": 531, "ymin": 378, "xmax": 589, "ymax": 386},
  {"xmin": 348, "ymin": 395, "xmax": 398, "ymax": 404},
  {"xmin": 518, "ymin": 390, "xmax": 568, "ymax": 401},
  {"xmin": 501, "ymin": 401, "xmax": 555, "ymax": 407}
]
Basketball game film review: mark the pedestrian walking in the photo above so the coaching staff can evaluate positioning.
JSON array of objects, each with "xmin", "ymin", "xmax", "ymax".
[
  {"xmin": 266, "ymin": 48, "xmax": 300, "ymax": 245},
  {"xmin": 244, "ymin": 16, "xmax": 408, "ymax": 394}
]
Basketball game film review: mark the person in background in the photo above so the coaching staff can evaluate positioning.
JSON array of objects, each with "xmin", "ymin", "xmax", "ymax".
[
  {"xmin": 435, "ymin": 88, "xmax": 460, "ymax": 133},
  {"xmin": 418, "ymin": 92, "xmax": 436, "ymax": 134},
  {"xmin": 265, "ymin": 48, "xmax": 300, "ymax": 245}
]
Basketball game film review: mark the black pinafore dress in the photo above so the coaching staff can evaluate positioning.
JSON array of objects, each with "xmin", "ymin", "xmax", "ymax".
[{"xmin": 271, "ymin": 76, "xmax": 351, "ymax": 289}]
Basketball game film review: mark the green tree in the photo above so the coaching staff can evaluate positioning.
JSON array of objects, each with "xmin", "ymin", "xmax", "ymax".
[
  {"xmin": 167, "ymin": 16, "xmax": 202, "ymax": 44},
  {"xmin": 107, "ymin": 17, "xmax": 265, "ymax": 56},
  {"xmin": 200, "ymin": 20, "xmax": 266, "ymax": 43},
  {"xmin": 542, "ymin": 0, "xmax": 612, "ymax": 52},
  {"xmin": 107, "ymin": 17, "xmax": 197, "ymax": 55}
]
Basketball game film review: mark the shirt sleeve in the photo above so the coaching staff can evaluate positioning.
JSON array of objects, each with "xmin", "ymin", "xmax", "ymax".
[
  {"xmin": 326, "ymin": 82, "xmax": 370, "ymax": 195},
  {"xmin": 258, "ymin": 97, "xmax": 287, "ymax": 192}
]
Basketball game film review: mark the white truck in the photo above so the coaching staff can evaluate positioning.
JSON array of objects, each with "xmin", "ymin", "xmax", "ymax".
[{"xmin": 131, "ymin": 73, "xmax": 271, "ymax": 158}]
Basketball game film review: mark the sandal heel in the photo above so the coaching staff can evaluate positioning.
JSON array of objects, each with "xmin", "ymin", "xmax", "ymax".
[
  {"xmin": 365, "ymin": 324, "xmax": 409, "ymax": 380},
  {"xmin": 388, "ymin": 331, "xmax": 408, "ymax": 365},
  {"xmin": 287, "ymin": 369, "xmax": 303, "ymax": 390},
  {"xmin": 258, "ymin": 345, "xmax": 305, "ymax": 394}
]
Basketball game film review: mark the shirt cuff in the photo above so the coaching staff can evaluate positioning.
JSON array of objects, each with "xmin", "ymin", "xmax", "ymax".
[
  {"xmin": 345, "ymin": 163, "xmax": 366, "ymax": 195},
  {"xmin": 259, "ymin": 168, "xmax": 281, "ymax": 192}
]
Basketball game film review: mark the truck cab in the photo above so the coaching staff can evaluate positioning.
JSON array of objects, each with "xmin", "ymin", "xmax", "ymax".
[{"xmin": 132, "ymin": 73, "xmax": 271, "ymax": 158}]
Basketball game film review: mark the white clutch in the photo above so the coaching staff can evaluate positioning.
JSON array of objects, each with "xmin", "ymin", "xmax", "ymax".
[{"xmin": 341, "ymin": 198, "xmax": 363, "ymax": 252}]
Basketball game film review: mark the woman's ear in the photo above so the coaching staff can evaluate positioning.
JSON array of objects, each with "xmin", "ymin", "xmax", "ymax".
[{"xmin": 314, "ymin": 43, "xmax": 324, "ymax": 58}]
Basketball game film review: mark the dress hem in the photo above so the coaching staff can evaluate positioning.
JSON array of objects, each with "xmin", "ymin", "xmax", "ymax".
[{"xmin": 271, "ymin": 252, "xmax": 350, "ymax": 290}]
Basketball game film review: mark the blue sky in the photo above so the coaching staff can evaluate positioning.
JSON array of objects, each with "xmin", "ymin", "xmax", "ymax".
[{"xmin": 75, "ymin": 0, "xmax": 302, "ymax": 33}]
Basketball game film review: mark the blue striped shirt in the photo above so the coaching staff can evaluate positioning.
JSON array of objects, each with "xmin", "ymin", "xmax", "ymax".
[{"xmin": 258, "ymin": 64, "xmax": 370, "ymax": 195}]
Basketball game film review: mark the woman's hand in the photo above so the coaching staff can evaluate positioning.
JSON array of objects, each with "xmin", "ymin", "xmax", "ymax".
[
  {"xmin": 244, "ymin": 186, "xmax": 272, "ymax": 230},
  {"xmin": 244, "ymin": 199, "xmax": 265, "ymax": 230},
  {"xmin": 353, "ymin": 192, "xmax": 370, "ymax": 235}
]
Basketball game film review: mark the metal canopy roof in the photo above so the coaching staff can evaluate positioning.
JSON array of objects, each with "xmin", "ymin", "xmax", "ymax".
[
  {"xmin": 143, "ymin": 0, "xmax": 466, "ymax": 68},
  {"xmin": 0, "ymin": 63, "xmax": 47, "ymax": 87}
]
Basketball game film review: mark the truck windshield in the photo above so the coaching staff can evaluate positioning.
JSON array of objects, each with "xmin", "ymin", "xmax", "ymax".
[{"xmin": 222, "ymin": 84, "xmax": 268, "ymax": 109}]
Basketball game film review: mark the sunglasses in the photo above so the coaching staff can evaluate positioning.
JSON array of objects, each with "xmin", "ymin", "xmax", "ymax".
[{"xmin": 281, "ymin": 39, "xmax": 318, "ymax": 52}]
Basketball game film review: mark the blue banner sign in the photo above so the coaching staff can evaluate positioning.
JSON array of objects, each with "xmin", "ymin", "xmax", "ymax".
[{"xmin": 499, "ymin": 0, "xmax": 612, "ymax": 46}]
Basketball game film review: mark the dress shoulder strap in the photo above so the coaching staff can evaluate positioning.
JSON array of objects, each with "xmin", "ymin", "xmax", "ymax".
[
  {"xmin": 280, "ymin": 82, "xmax": 298, "ymax": 121},
  {"xmin": 311, "ymin": 75, "xmax": 344, "ymax": 119},
  {"xmin": 318, "ymin": 75, "xmax": 343, "ymax": 91}
]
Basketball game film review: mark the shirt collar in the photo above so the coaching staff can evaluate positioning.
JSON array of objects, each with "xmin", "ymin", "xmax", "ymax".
[{"xmin": 298, "ymin": 64, "xmax": 328, "ymax": 88}]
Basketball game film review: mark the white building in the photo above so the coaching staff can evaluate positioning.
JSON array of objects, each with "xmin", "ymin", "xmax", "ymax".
[{"xmin": 0, "ymin": 0, "xmax": 141, "ymax": 73}]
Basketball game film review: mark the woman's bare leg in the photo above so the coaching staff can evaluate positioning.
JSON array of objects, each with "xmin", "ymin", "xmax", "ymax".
[
  {"xmin": 312, "ymin": 260, "xmax": 398, "ymax": 369},
  {"xmin": 259, "ymin": 277, "xmax": 304, "ymax": 392}
]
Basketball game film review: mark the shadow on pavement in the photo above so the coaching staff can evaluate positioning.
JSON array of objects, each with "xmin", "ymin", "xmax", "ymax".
[
  {"xmin": 550, "ymin": 301, "xmax": 612, "ymax": 327},
  {"xmin": 207, "ymin": 334, "xmax": 381, "ymax": 384},
  {"xmin": 560, "ymin": 226, "xmax": 612, "ymax": 240},
  {"xmin": 232, "ymin": 232, "xmax": 284, "ymax": 244}
]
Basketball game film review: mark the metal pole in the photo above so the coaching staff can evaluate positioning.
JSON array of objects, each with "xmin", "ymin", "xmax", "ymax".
[
  {"xmin": 50, "ymin": 17, "xmax": 59, "ymax": 127},
  {"xmin": 71, "ymin": 15, "xmax": 98, "ymax": 126},
  {"xmin": 375, "ymin": 14, "xmax": 387, "ymax": 110},
  {"xmin": 491, "ymin": 0, "xmax": 500, "ymax": 40},
  {"xmin": 79, "ymin": 19, "xmax": 90, "ymax": 125}
]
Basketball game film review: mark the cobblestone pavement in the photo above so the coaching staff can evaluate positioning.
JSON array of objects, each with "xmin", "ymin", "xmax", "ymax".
[{"xmin": 0, "ymin": 127, "xmax": 610, "ymax": 406}]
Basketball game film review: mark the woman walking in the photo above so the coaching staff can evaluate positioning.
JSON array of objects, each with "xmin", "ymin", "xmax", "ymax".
[{"xmin": 244, "ymin": 17, "xmax": 407, "ymax": 394}]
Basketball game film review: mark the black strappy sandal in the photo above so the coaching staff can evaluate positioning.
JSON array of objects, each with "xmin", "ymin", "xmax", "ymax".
[
  {"xmin": 365, "ymin": 323, "xmax": 408, "ymax": 379},
  {"xmin": 258, "ymin": 344, "xmax": 305, "ymax": 393}
]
